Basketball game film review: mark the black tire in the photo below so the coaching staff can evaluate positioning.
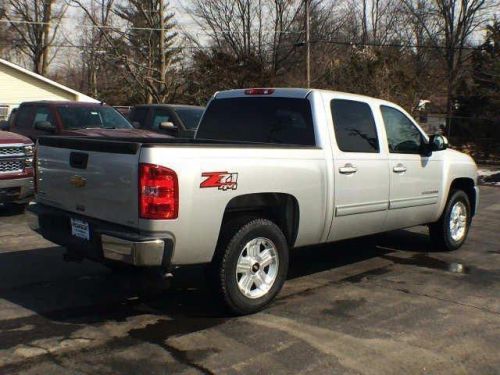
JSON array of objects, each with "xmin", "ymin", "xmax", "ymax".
[
  {"xmin": 212, "ymin": 218, "xmax": 289, "ymax": 315},
  {"xmin": 429, "ymin": 189, "xmax": 471, "ymax": 251}
]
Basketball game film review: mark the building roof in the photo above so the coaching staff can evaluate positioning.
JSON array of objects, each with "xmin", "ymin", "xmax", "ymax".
[{"xmin": 0, "ymin": 58, "xmax": 98, "ymax": 103}]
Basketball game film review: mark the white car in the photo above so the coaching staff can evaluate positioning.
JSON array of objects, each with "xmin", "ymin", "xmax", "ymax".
[{"xmin": 28, "ymin": 88, "xmax": 478, "ymax": 314}]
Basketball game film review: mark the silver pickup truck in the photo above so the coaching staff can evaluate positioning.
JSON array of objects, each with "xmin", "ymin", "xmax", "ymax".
[{"xmin": 28, "ymin": 88, "xmax": 478, "ymax": 314}]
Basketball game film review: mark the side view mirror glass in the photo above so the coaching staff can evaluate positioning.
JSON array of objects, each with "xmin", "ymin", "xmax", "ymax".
[
  {"xmin": 430, "ymin": 134, "xmax": 448, "ymax": 151},
  {"xmin": 34, "ymin": 120, "xmax": 56, "ymax": 132},
  {"xmin": 132, "ymin": 121, "xmax": 141, "ymax": 128},
  {"xmin": 0, "ymin": 120, "xmax": 9, "ymax": 131},
  {"xmin": 159, "ymin": 121, "xmax": 176, "ymax": 130}
]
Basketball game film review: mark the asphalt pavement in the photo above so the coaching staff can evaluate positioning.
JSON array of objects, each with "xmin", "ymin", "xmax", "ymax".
[{"xmin": 0, "ymin": 187, "xmax": 499, "ymax": 374}]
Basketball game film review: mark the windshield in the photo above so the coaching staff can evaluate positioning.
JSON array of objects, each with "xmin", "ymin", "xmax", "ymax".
[
  {"xmin": 56, "ymin": 106, "xmax": 133, "ymax": 130},
  {"xmin": 196, "ymin": 97, "xmax": 315, "ymax": 145},
  {"xmin": 175, "ymin": 107, "xmax": 204, "ymax": 130}
]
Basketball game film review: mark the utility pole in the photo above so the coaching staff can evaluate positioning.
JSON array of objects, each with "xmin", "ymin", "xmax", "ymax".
[
  {"xmin": 159, "ymin": 0, "xmax": 166, "ymax": 102},
  {"xmin": 41, "ymin": 0, "xmax": 53, "ymax": 76},
  {"xmin": 305, "ymin": 0, "xmax": 311, "ymax": 88}
]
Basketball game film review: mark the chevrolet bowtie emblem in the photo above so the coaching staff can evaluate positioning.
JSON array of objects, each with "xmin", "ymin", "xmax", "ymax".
[{"xmin": 70, "ymin": 175, "xmax": 86, "ymax": 188}]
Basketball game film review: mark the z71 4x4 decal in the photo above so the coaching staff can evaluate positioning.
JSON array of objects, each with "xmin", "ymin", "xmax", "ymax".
[{"xmin": 200, "ymin": 171, "xmax": 238, "ymax": 191}]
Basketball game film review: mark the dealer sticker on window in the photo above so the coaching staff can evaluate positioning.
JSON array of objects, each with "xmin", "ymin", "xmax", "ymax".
[{"xmin": 71, "ymin": 218, "xmax": 90, "ymax": 241}]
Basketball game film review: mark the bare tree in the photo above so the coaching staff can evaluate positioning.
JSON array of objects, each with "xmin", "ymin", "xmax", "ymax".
[
  {"xmin": 187, "ymin": 0, "xmax": 305, "ymax": 74},
  {"xmin": 403, "ymin": 0, "xmax": 491, "ymax": 128},
  {"xmin": 3, "ymin": 0, "xmax": 67, "ymax": 75},
  {"xmin": 78, "ymin": 0, "xmax": 115, "ymax": 98},
  {"xmin": 71, "ymin": 0, "xmax": 180, "ymax": 103}
]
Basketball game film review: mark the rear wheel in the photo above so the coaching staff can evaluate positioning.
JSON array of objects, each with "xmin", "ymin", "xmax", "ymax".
[
  {"xmin": 429, "ymin": 190, "xmax": 471, "ymax": 251},
  {"xmin": 213, "ymin": 218, "xmax": 289, "ymax": 315}
]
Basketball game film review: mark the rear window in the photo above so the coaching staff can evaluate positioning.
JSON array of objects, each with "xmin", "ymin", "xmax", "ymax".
[
  {"xmin": 197, "ymin": 97, "xmax": 316, "ymax": 146},
  {"xmin": 57, "ymin": 106, "xmax": 133, "ymax": 130},
  {"xmin": 175, "ymin": 108, "xmax": 204, "ymax": 130}
]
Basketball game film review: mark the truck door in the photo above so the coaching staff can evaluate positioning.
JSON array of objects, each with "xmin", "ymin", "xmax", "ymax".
[
  {"xmin": 378, "ymin": 105, "xmax": 443, "ymax": 229},
  {"xmin": 327, "ymin": 99, "xmax": 390, "ymax": 241}
]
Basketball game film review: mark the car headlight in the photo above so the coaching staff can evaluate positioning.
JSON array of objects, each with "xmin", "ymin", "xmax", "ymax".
[{"xmin": 24, "ymin": 145, "xmax": 34, "ymax": 156}]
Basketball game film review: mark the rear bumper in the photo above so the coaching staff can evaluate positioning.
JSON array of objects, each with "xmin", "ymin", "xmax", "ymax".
[
  {"xmin": 0, "ymin": 177, "xmax": 33, "ymax": 203},
  {"xmin": 26, "ymin": 202, "xmax": 173, "ymax": 267}
]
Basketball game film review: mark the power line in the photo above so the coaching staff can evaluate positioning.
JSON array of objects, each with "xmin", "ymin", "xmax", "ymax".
[
  {"xmin": 0, "ymin": 18, "xmax": 304, "ymax": 34},
  {"xmin": 310, "ymin": 39, "xmax": 483, "ymax": 51},
  {"xmin": 2, "ymin": 18, "xmax": 486, "ymax": 51},
  {"xmin": 0, "ymin": 39, "xmax": 487, "ymax": 53}
]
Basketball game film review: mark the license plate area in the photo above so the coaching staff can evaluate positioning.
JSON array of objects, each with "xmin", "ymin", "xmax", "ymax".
[{"xmin": 70, "ymin": 218, "xmax": 90, "ymax": 241}]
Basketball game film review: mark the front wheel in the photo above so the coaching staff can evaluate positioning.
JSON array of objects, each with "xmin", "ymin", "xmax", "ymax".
[
  {"xmin": 429, "ymin": 190, "xmax": 471, "ymax": 251},
  {"xmin": 214, "ymin": 218, "xmax": 289, "ymax": 315}
]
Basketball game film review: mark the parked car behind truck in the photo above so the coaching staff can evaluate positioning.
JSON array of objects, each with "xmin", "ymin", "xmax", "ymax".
[
  {"xmin": 0, "ymin": 131, "xmax": 33, "ymax": 205},
  {"xmin": 8, "ymin": 101, "xmax": 167, "ymax": 141},
  {"xmin": 28, "ymin": 88, "xmax": 478, "ymax": 314},
  {"xmin": 129, "ymin": 104, "xmax": 204, "ymax": 138}
]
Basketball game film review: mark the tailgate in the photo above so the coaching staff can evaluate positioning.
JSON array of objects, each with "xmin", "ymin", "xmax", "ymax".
[{"xmin": 36, "ymin": 137, "xmax": 141, "ymax": 227}]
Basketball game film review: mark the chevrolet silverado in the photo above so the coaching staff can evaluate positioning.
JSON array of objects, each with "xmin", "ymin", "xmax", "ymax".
[{"xmin": 27, "ymin": 88, "xmax": 478, "ymax": 314}]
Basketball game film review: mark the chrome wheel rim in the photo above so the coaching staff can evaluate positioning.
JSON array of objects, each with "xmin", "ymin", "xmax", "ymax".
[
  {"xmin": 449, "ymin": 201, "xmax": 467, "ymax": 242},
  {"xmin": 236, "ymin": 237, "xmax": 279, "ymax": 299}
]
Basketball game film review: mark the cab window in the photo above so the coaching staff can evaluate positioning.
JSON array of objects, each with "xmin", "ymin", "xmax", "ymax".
[
  {"xmin": 32, "ymin": 106, "xmax": 54, "ymax": 127},
  {"xmin": 151, "ymin": 109, "xmax": 172, "ymax": 130},
  {"xmin": 380, "ymin": 106, "xmax": 423, "ymax": 154},
  {"xmin": 330, "ymin": 99, "xmax": 379, "ymax": 153},
  {"xmin": 14, "ymin": 105, "xmax": 34, "ymax": 130}
]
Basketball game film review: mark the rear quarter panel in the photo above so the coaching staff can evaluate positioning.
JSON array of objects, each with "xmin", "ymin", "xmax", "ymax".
[{"xmin": 139, "ymin": 146, "xmax": 328, "ymax": 265}]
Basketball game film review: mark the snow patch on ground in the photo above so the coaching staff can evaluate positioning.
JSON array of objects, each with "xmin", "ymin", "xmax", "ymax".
[{"xmin": 478, "ymin": 168, "xmax": 500, "ymax": 186}]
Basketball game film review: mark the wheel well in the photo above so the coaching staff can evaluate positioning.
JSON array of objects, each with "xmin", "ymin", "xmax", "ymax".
[
  {"xmin": 450, "ymin": 178, "xmax": 477, "ymax": 216},
  {"xmin": 220, "ymin": 193, "xmax": 300, "ymax": 247}
]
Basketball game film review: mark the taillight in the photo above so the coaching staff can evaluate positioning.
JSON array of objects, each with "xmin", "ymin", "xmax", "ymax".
[
  {"xmin": 244, "ymin": 88, "xmax": 275, "ymax": 95},
  {"xmin": 139, "ymin": 163, "xmax": 178, "ymax": 220}
]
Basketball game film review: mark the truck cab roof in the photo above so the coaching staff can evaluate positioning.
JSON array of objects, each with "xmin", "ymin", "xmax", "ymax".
[{"xmin": 20, "ymin": 101, "xmax": 109, "ymax": 108}]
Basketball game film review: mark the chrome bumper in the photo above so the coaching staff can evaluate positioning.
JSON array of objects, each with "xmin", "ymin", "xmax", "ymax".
[
  {"xmin": 26, "ymin": 202, "xmax": 173, "ymax": 268},
  {"xmin": 101, "ymin": 235, "xmax": 165, "ymax": 266},
  {"xmin": 0, "ymin": 176, "xmax": 33, "ymax": 202}
]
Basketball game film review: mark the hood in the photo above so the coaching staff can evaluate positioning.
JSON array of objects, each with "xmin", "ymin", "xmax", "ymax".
[
  {"xmin": 0, "ymin": 131, "xmax": 32, "ymax": 145},
  {"xmin": 444, "ymin": 148, "xmax": 476, "ymax": 165},
  {"xmin": 61, "ymin": 128, "xmax": 172, "ymax": 138}
]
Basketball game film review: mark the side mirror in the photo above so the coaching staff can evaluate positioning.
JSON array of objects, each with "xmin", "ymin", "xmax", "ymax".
[
  {"xmin": 132, "ymin": 121, "xmax": 141, "ymax": 128},
  {"xmin": 429, "ymin": 134, "xmax": 448, "ymax": 151},
  {"xmin": 159, "ymin": 121, "xmax": 176, "ymax": 130},
  {"xmin": 0, "ymin": 120, "xmax": 9, "ymax": 131},
  {"xmin": 34, "ymin": 121, "xmax": 56, "ymax": 133}
]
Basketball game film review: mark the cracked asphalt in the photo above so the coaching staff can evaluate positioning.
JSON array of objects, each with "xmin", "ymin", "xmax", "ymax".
[{"xmin": 0, "ymin": 186, "xmax": 499, "ymax": 374}]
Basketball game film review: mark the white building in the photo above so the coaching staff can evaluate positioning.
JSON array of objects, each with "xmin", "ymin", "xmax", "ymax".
[{"xmin": 0, "ymin": 59, "xmax": 97, "ymax": 120}]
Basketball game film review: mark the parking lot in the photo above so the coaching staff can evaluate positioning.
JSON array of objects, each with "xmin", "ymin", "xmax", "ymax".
[{"xmin": 0, "ymin": 186, "xmax": 498, "ymax": 374}]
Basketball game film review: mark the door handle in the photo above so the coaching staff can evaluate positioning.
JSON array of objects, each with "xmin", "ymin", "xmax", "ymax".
[
  {"xmin": 393, "ymin": 164, "xmax": 407, "ymax": 173},
  {"xmin": 339, "ymin": 163, "xmax": 358, "ymax": 174}
]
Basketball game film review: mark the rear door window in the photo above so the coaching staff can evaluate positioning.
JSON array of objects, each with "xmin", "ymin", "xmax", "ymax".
[
  {"xmin": 130, "ymin": 108, "xmax": 148, "ymax": 127},
  {"xmin": 175, "ymin": 108, "xmax": 204, "ymax": 129},
  {"xmin": 330, "ymin": 99, "xmax": 379, "ymax": 153},
  {"xmin": 197, "ymin": 97, "xmax": 315, "ymax": 146}
]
